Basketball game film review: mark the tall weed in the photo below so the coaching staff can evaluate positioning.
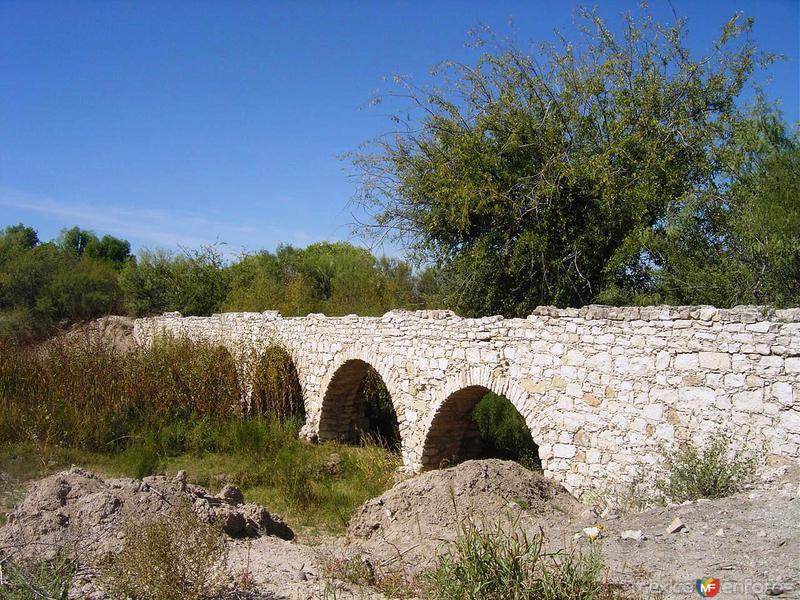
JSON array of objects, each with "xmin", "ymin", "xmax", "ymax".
[{"xmin": 0, "ymin": 335, "xmax": 244, "ymax": 451}]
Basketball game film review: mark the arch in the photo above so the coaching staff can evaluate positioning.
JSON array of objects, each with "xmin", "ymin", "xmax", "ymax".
[
  {"xmin": 317, "ymin": 347, "xmax": 403, "ymax": 447},
  {"xmin": 419, "ymin": 367, "xmax": 543, "ymax": 470}
]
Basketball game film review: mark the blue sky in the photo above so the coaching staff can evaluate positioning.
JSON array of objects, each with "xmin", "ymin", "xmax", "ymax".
[{"xmin": 1, "ymin": 0, "xmax": 798, "ymax": 258}]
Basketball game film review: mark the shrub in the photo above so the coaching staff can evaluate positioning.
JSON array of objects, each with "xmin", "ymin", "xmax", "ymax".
[
  {"xmin": 656, "ymin": 437, "xmax": 760, "ymax": 501},
  {"xmin": 101, "ymin": 504, "xmax": 227, "ymax": 600},
  {"xmin": 425, "ymin": 516, "xmax": 631, "ymax": 600},
  {"xmin": 35, "ymin": 258, "xmax": 122, "ymax": 321},
  {"xmin": 0, "ymin": 307, "xmax": 51, "ymax": 345}
]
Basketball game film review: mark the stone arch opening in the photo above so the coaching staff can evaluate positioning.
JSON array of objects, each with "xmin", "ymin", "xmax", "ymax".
[
  {"xmin": 249, "ymin": 344, "xmax": 305, "ymax": 421},
  {"xmin": 318, "ymin": 359, "xmax": 401, "ymax": 451},
  {"xmin": 421, "ymin": 386, "xmax": 539, "ymax": 470}
]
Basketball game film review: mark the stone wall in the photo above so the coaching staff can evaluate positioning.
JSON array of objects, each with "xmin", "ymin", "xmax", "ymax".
[{"xmin": 133, "ymin": 305, "xmax": 800, "ymax": 504}]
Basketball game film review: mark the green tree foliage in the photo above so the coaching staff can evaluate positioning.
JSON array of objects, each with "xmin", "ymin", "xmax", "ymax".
[
  {"xmin": 120, "ymin": 246, "xmax": 229, "ymax": 317},
  {"xmin": 472, "ymin": 393, "xmax": 539, "ymax": 468},
  {"xmin": 0, "ymin": 223, "xmax": 39, "ymax": 252},
  {"xmin": 58, "ymin": 226, "xmax": 97, "ymax": 257},
  {"xmin": 87, "ymin": 234, "xmax": 133, "ymax": 265},
  {"xmin": 0, "ymin": 243, "xmax": 63, "ymax": 309},
  {"xmin": 223, "ymin": 241, "xmax": 436, "ymax": 316},
  {"xmin": 0, "ymin": 223, "xmax": 438, "ymax": 341},
  {"xmin": 351, "ymin": 7, "xmax": 789, "ymax": 315},
  {"xmin": 119, "ymin": 249, "xmax": 175, "ymax": 316},
  {"xmin": 623, "ymin": 108, "xmax": 800, "ymax": 307},
  {"xmin": 58, "ymin": 226, "xmax": 132, "ymax": 265},
  {"xmin": 0, "ymin": 225, "xmax": 130, "ymax": 337},
  {"xmin": 36, "ymin": 258, "xmax": 122, "ymax": 321}
]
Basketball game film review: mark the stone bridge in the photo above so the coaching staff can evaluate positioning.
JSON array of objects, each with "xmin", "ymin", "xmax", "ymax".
[{"xmin": 133, "ymin": 305, "xmax": 800, "ymax": 503}]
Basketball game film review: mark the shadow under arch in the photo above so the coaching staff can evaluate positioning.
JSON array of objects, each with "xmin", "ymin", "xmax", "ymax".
[
  {"xmin": 420, "ymin": 383, "xmax": 540, "ymax": 470},
  {"xmin": 318, "ymin": 358, "xmax": 401, "ymax": 449}
]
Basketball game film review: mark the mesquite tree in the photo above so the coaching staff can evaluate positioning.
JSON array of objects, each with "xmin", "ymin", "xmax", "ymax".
[{"xmin": 351, "ymin": 6, "xmax": 790, "ymax": 315}]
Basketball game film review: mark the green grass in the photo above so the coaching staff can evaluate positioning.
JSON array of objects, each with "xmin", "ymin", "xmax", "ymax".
[
  {"xmin": 157, "ymin": 441, "xmax": 400, "ymax": 533},
  {"xmin": 424, "ymin": 515, "xmax": 635, "ymax": 600},
  {"xmin": 0, "ymin": 556, "xmax": 76, "ymax": 600}
]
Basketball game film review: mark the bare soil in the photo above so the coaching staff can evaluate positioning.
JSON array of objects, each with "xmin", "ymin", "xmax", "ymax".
[{"xmin": 1, "ymin": 459, "xmax": 798, "ymax": 599}]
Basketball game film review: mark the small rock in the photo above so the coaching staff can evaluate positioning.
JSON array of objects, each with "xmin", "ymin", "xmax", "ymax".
[
  {"xmin": 620, "ymin": 529, "xmax": 645, "ymax": 542},
  {"xmin": 579, "ymin": 508, "xmax": 597, "ymax": 521},
  {"xmin": 600, "ymin": 506, "xmax": 617, "ymax": 519},
  {"xmin": 664, "ymin": 517, "xmax": 687, "ymax": 534},
  {"xmin": 582, "ymin": 526, "xmax": 602, "ymax": 540},
  {"xmin": 218, "ymin": 484, "xmax": 245, "ymax": 506},
  {"xmin": 325, "ymin": 453, "xmax": 342, "ymax": 476},
  {"xmin": 715, "ymin": 528, "xmax": 724, "ymax": 537}
]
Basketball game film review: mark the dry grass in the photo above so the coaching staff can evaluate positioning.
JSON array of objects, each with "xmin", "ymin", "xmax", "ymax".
[
  {"xmin": 99, "ymin": 503, "xmax": 227, "ymax": 600},
  {"xmin": 0, "ymin": 336, "xmax": 401, "ymax": 534}
]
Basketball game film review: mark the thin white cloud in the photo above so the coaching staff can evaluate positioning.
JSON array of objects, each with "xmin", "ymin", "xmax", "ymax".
[{"xmin": 0, "ymin": 187, "xmax": 313, "ymax": 255}]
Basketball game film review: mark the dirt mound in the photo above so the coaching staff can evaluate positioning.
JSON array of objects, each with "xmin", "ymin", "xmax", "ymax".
[
  {"xmin": 0, "ymin": 467, "xmax": 292, "ymax": 563},
  {"xmin": 62, "ymin": 315, "xmax": 137, "ymax": 352},
  {"xmin": 345, "ymin": 459, "xmax": 583, "ymax": 565}
]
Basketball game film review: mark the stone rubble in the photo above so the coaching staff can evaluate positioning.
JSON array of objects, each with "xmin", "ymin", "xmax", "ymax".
[
  {"xmin": 0, "ymin": 467, "xmax": 293, "ymax": 563},
  {"xmin": 664, "ymin": 516, "xmax": 687, "ymax": 534}
]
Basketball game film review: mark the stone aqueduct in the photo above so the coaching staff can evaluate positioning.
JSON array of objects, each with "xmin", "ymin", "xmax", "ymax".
[{"xmin": 133, "ymin": 305, "xmax": 800, "ymax": 502}]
